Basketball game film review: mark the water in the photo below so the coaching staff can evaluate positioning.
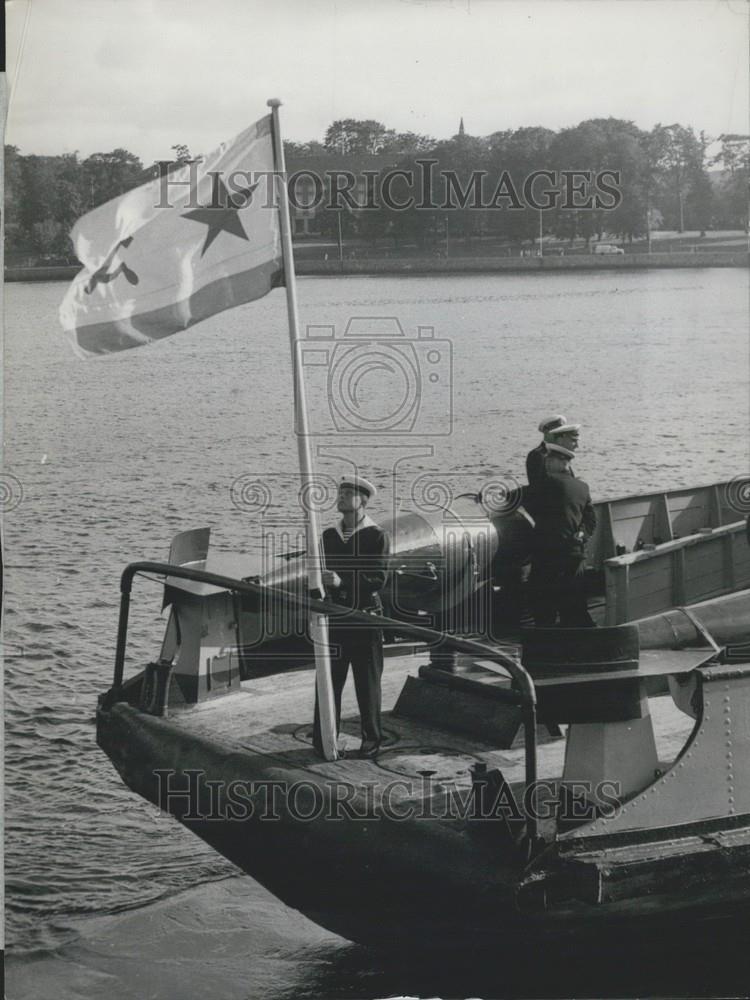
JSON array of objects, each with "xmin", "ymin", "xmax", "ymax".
[{"xmin": 4, "ymin": 270, "xmax": 749, "ymax": 969}]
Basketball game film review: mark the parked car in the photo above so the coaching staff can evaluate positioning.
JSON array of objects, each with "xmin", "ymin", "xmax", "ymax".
[{"xmin": 593, "ymin": 243, "xmax": 625, "ymax": 255}]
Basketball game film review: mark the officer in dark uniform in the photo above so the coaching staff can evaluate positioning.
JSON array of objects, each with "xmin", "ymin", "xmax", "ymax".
[
  {"xmin": 526, "ymin": 414, "xmax": 569, "ymax": 491},
  {"xmin": 312, "ymin": 476, "xmax": 390, "ymax": 759},
  {"xmin": 528, "ymin": 446, "xmax": 596, "ymax": 627}
]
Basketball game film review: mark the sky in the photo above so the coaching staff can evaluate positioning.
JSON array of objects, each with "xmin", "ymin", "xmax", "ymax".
[{"xmin": 5, "ymin": 0, "xmax": 749, "ymax": 166}]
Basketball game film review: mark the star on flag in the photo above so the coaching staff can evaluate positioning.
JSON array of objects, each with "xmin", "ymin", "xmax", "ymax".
[{"xmin": 182, "ymin": 179, "xmax": 261, "ymax": 256}]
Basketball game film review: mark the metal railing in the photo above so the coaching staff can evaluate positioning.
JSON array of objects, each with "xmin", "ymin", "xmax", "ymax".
[{"xmin": 110, "ymin": 560, "xmax": 540, "ymax": 840}]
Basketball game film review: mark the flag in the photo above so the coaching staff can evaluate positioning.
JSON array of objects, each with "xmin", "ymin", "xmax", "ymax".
[{"xmin": 60, "ymin": 115, "xmax": 282, "ymax": 357}]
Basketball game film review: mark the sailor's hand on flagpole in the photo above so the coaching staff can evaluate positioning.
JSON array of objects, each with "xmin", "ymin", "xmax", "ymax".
[{"xmin": 322, "ymin": 570, "xmax": 342, "ymax": 590}]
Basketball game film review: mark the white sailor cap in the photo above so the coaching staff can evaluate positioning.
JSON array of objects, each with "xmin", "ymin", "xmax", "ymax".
[
  {"xmin": 548, "ymin": 422, "xmax": 581, "ymax": 436},
  {"xmin": 339, "ymin": 475, "xmax": 377, "ymax": 500},
  {"xmin": 538, "ymin": 414, "xmax": 567, "ymax": 434}
]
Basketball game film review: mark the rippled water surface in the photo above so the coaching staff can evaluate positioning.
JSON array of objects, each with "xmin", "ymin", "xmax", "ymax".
[{"xmin": 4, "ymin": 270, "xmax": 749, "ymax": 959}]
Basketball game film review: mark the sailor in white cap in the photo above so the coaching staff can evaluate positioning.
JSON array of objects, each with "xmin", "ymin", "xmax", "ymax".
[
  {"xmin": 538, "ymin": 415, "xmax": 567, "ymax": 434},
  {"xmin": 526, "ymin": 414, "xmax": 568, "ymax": 489},
  {"xmin": 335, "ymin": 475, "xmax": 377, "ymax": 530},
  {"xmin": 528, "ymin": 447, "xmax": 596, "ymax": 627},
  {"xmin": 547, "ymin": 422, "xmax": 581, "ymax": 463},
  {"xmin": 312, "ymin": 475, "xmax": 390, "ymax": 759},
  {"xmin": 510, "ymin": 414, "xmax": 593, "ymax": 627}
]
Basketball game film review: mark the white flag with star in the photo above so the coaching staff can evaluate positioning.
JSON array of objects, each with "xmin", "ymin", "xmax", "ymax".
[{"xmin": 60, "ymin": 115, "xmax": 282, "ymax": 357}]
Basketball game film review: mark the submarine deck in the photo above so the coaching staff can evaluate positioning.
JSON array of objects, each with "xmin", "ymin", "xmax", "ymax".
[{"xmin": 164, "ymin": 645, "xmax": 699, "ymax": 810}]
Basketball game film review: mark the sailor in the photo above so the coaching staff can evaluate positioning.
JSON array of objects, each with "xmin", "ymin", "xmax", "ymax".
[
  {"xmin": 528, "ymin": 446, "xmax": 596, "ymax": 627},
  {"xmin": 493, "ymin": 414, "xmax": 571, "ymax": 631},
  {"xmin": 546, "ymin": 421, "xmax": 580, "ymax": 466},
  {"xmin": 312, "ymin": 475, "xmax": 390, "ymax": 759},
  {"xmin": 526, "ymin": 414, "xmax": 568, "ymax": 490}
]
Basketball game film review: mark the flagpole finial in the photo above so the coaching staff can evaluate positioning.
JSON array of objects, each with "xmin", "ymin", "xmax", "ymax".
[{"xmin": 267, "ymin": 98, "xmax": 282, "ymax": 108}]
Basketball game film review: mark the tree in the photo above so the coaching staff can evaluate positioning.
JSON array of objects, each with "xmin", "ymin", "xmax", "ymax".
[
  {"xmin": 4, "ymin": 146, "xmax": 25, "ymax": 246},
  {"xmin": 650, "ymin": 123, "xmax": 708, "ymax": 231},
  {"xmin": 685, "ymin": 131, "xmax": 713, "ymax": 233},
  {"xmin": 379, "ymin": 151, "xmax": 439, "ymax": 251},
  {"xmin": 324, "ymin": 119, "xmax": 389, "ymax": 155},
  {"xmin": 5, "ymin": 146, "xmax": 31, "ymax": 257},
  {"xmin": 549, "ymin": 118, "xmax": 648, "ymax": 242},
  {"xmin": 712, "ymin": 134, "xmax": 750, "ymax": 175},
  {"xmin": 171, "ymin": 143, "xmax": 193, "ymax": 164},
  {"xmin": 82, "ymin": 148, "xmax": 144, "ymax": 208},
  {"xmin": 429, "ymin": 132, "xmax": 490, "ymax": 247},
  {"xmin": 284, "ymin": 139, "xmax": 326, "ymax": 158},
  {"xmin": 710, "ymin": 135, "xmax": 750, "ymax": 230},
  {"xmin": 53, "ymin": 153, "xmax": 86, "ymax": 240},
  {"xmin": 19, "ymin": 156, "xmax": 61, "ymax": 246},
  {"xmin": 380, "ymin": 131, "xmax": 435, "ymax": 154},
  {"xmin": 486, "ymin": 126, "xmax": 556, "ymax": 242}
]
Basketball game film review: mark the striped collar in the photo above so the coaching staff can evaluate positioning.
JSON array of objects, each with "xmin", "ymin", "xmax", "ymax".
[{"xmin": 333, "ymin": 513, "xmax": 377, "ymax": 541}]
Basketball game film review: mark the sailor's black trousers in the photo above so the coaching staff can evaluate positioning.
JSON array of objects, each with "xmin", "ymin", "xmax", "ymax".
[
  {"xmin": 529, "ymin": 551, "xmax": 595, "ymax": 628},
  {"xmin": 313, "ymin": 624, "xmax": 384, "ymax": 753}
]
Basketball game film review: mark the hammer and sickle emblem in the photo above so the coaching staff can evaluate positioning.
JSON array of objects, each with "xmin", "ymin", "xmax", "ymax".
[{"xmin": 85, "ymin": 237, "xmax": 140, "ymax": 294}]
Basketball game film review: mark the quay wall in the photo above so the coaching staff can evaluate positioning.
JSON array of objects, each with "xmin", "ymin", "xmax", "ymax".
[
  {"xmin": 297, "ymin": 250, "xmax": 749, "ymax": 276},
  {"xmin": 5, "ymin": 251, "xmax": 748, "ymax": 282}
]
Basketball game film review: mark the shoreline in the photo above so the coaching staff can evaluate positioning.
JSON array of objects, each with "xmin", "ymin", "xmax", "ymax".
[{"xmin": 5, "ymin": 249, "xmax": 748, "ymax": 282}]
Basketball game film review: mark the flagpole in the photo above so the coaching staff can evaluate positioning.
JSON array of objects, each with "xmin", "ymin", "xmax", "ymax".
[{"xmin": 267, "ymin": 98, "xmax": 338, "ymax": 761}]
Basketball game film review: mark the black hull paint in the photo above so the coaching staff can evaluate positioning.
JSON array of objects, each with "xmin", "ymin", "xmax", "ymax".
[{"xmin": 98, "ymin": 700, "xmax": 750, "ymax": 952}]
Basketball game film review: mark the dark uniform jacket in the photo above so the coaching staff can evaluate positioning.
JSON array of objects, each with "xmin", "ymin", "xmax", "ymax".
[
  {"xmin": 532, "ymin": 472, "xmax": 596, "ymax": 558},
  {"xmin": 322, "ymin": 519, "xmax": 390, "ymax": 613},
  {"xmin": 524, "ymin": 442, "xmax": 548, "ymax": 518},
  {"xmin": 525, "ymin": 442, "xmax": 548, "ymax": 490}
]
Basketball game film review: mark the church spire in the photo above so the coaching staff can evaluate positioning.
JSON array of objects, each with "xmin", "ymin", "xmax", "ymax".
[{"xmin": 458, "ymin": 117, "xmax": 465, "ymax": 137}]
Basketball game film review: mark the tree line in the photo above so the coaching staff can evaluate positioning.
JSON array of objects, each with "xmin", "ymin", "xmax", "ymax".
[{"xmin": 5, "ymin": 118, "xmax": 748, "ymax": 262}]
